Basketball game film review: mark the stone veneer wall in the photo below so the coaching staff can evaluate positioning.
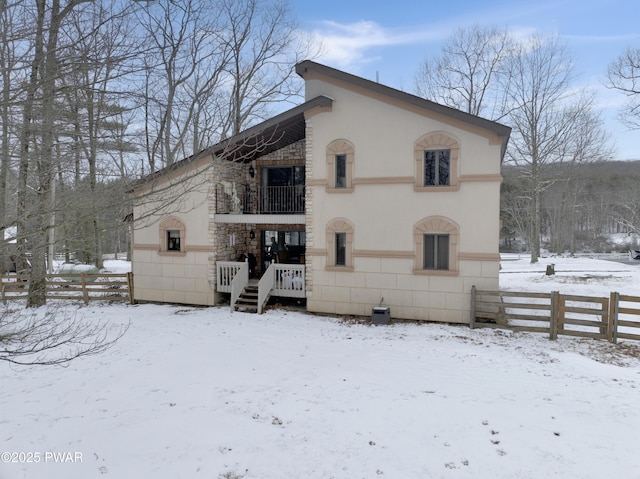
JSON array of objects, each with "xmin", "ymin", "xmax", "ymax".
[
  {"xmin": 254, "ymin": 139, "xmax": 306, "ymax": 179},
  {"xmin": 207, "ymin": 140, "xmax": 307, "ymax": 295},
  {"xmin": 304, "ymin": 124, "xmax": 314, "ymax": 299},
  {"xmin": 207, "ymin": 157, "xmax": 245, "ymax": 291}
]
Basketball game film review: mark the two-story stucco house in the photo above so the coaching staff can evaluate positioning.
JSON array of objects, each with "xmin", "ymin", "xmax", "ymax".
[{"xmin": 130, "ymin": 61, "xmax": 510, "ymax": 323}]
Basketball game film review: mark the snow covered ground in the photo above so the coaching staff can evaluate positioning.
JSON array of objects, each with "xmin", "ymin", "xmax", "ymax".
[{"xmin": 1, "ymin": 256, "xmax": 640, "ymax": 479}]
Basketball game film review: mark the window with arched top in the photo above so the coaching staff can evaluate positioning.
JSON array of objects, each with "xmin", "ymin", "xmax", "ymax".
[
  {"xmin": 414, "ymin": 132, "xmax": 460, "ymax": 191},
  {"xmin": 326, "ymin": 218, "xmax": 354, "ymax": 270},
  {"xmin": 413, "ymin": 216, "xmax": 459, "ymax": 274},
  {"xmin": 159, "ymin": 216, "xmax": 186, "ymax": 255},
  {"xmin": 326, "ymin": 139, "xmax": 355, "ymax": 192}
]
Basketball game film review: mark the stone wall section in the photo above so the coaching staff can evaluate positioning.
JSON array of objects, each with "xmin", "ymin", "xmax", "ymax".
[
  {"xmin": 207, "ymin": 140, "xmax": 307, "ymax": 292},
  {"xmin": 208, "ymin": 157, "xmax": 244, "ymax": 289},
  {"xmin": 304, "ymin": 123, "xmax": 314, "ymax": 298}
]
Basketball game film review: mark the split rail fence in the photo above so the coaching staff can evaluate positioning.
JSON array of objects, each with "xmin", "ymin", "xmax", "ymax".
[
  {"xmin": 471, "ymin": 286, "xmax": 640, "ymax": 343},
  {"xmin": 1, "ymin": 272, "xmax": 134, "ymax": 305}
]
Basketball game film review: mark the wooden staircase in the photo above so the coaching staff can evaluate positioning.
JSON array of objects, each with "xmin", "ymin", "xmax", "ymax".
[{"xmin": 233, "ymin": 283, "xmax": 260, "ymax": 313}]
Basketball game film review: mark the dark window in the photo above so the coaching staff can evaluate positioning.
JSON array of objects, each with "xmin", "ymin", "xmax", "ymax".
[
  {"xmin": 424, "ymin": 149, "xmax": 450, "ymax": 186},
  {"xmin": 167, "ymin": 230, "xmax": 181, "ymax": 251},
  {"xmin": 335, "ymin": 154, "xmax": 346, "ymax": 188},
  {"xmin": 335, "ymin": 232, "xmax": 347, "ymax": 266},
  {"xmin": 424, "ymin": 234, "xmax": 449, "ymax": 270}
]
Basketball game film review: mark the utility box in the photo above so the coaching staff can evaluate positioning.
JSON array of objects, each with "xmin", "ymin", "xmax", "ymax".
[{"xmin": 371, "ymin": 307, "xmax": 390, "ymax": 325}]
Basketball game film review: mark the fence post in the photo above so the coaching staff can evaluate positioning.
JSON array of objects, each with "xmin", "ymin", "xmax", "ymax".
[
  {"xmin": 550, "ymin": 291, "xmax": 559, "ymax": 340},
  {"xmin": 81, "ymin": 273, "xmax": 89, "ymax": 304},
  {"xmin": 127, "ymin": 272, "xmax": 134, "ymax": 304},
  {"xmin": 609, "ymin": 291, "xmax": 619, "ymax": 344},
  {"xmin": 470, "ymin": 285, "xmax": 476, "ymax": 329}
]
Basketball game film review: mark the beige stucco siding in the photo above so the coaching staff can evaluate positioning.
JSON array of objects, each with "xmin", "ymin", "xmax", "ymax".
[
  {"xmin": 305, "ymin": 73, "xmax": 502, "ymax": 323},
  {"xmin": 131, "ymin": 162, "xmax": 214, "ymax": 306}
]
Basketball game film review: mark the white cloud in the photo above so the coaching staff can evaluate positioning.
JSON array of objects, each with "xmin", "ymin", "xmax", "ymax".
[{"xmin": 308, "ymin": 20, "xmax": 445, "ymax": 71}]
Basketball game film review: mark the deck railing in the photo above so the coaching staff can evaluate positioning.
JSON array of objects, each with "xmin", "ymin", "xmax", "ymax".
[
  {"xmin": 217, "ymin": 262, "xmax": 245, "ymax": 294},
  {"xmin": 258, "ymin": 263, "xmax": 276, "ymax": 314},
  {"xmin": 217, "ymin": 261, "xmax": 305, "ymax": 312},
  {"xmin": 229, "ymin": 262, "xmax": 249, "ymax": 312},
  {"xmin": 215, "ymin": 184, "xmax": 305, "ymax": 214},
  {"xmin": 272, "ymin": 264, "xmax": 305, "ymax": 298}
]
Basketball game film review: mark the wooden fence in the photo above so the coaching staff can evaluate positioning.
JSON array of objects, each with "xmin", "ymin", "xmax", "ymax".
[
  {"xmin": 471, "ymin": 286, "xmax": 640, "ymax": 343},
  {"xmin": 1, "ymin": 272, "xmax": 134, "ymax": 305}
]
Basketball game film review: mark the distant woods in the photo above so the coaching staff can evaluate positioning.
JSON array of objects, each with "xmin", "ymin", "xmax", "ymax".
[{"xmin": 501, "ymin": 160, "xmax": 640, "ymax": 254}]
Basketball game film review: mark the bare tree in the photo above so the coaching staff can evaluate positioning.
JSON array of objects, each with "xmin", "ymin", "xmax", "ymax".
[
  {"xmin": 607, "ymin": 46, "xmax": 640, "ymax": 129},
  {"xmin": 218, "ymin": 0, "xmax": 308, "ymax": 138},
  {"xmin": 0, "ymin": 303, "xmax": 127, "ymax": 366},
  {"xmin": 414, "ymin": 24, "xmax": 513, "ymax": 120},
  {"xmin": 0, "ymin": 0, "xmax": 27, "ymax": 240},
  {"xmin": 504, "ymin": 34, "xmax": 609, "ymax": 263},
  {"xmin": 59, "ymin": 1, "xmax": 139, "ymax": 268},
  {"xmin": 15, "ymin": 0, "xmax": 98, "ymax": 307},
  {"xmin": 135, "ymin": 0, "xmax": 229, "ymax": 169}
]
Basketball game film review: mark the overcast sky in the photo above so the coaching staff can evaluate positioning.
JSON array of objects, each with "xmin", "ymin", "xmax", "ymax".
[{"xmin": 290, "ymin": 0, "xmax": 640, "ymax": 160}]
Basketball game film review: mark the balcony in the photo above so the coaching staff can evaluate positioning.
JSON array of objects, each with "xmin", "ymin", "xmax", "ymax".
[{"xmin": 215, "ymin": 184, "xmax": 305, "ymax": 215}]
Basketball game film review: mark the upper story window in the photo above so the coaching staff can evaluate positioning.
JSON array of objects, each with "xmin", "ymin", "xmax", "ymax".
[
  {"xmin": 167, "ymin": 230, "xmax": 181, "ymax": 251},
  {"xmin": 424, "ymin": 149, "xmax": 450, "ymax": 186},
  {"xmin": 414, "ymin": 132, "xmax": 459, "ymax": 191},
  {"xmin": 335, "ymin": 154, "xmax": 347, "ymax": 188},
  {"xmin": 159, "ymin": 216, "xmax": 186, "ymax": 256},
  {"xmin": 326, "ymin": 139, "xmax": 354, "ymax": 192}
]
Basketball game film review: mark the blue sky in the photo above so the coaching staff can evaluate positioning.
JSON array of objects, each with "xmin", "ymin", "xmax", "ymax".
[{"xmin": 290, "ymin": 0, "xmax": 640, "ymax": 160}]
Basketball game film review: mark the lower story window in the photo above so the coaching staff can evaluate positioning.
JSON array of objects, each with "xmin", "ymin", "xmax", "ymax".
[
  {"xmin": 424, "ymin": 234, "xmax": 449, "ymax": 270},
  {"xmin": 167, "ymin": 230, "xmax": 181, "ymax": 251},
  {"xmin": 335, "ymin": 232, "xmax": 347, "ymax": 266}
]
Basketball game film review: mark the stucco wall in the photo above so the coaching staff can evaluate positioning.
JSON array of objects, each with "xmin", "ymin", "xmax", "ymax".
[
  {"xmin": 131, "ymin": 160, "xmax": 215, "ymax": 306},
  {"xmin": 304, "ymin": 74, "xmax": 503, "ymax": 323}
]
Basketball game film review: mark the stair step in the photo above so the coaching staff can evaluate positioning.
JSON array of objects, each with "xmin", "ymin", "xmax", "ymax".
[
  {"xmin": 236, "ymin": 298, "xmax": 258, "ymax": 304},
  {"xmin": 233, "ymin": 284, "xmax": 263, "ymax": 313}
]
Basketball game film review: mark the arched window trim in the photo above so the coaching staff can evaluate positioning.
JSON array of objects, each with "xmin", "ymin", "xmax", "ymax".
[
  {"xmin": 413, "ymin": 216, "xmax": 459, "ymax": 275},
  {"xmin": 326, "ymin": 139, "xmax": 355, "ymax": 192},
  {"xmin": 326, "ymin": 218, "xmax": 354, "ymax": 271},
  {"xmin": 414, "ymin": 132, "xmax": 460, "ymax": 191}
]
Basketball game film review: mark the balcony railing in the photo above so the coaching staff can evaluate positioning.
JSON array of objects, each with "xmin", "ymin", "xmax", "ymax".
[
  {"xmin": 216, "ymin": 184, "xmax": 305, "ymax": 214},
  {"xmin": 217, "ymin": 261, "xmax": 305, "ymax": 312}
]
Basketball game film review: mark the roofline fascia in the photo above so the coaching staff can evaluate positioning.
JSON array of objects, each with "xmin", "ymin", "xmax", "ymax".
[
  {"xmin": 296, "ymin": 60, "xmax": 511, "ymax": 160},
  {"xmin": 129, "ymin": 95, "xmax": 333, "ymax": 194}
]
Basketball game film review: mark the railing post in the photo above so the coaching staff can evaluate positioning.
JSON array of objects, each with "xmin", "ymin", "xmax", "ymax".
[
  {"xmin": 229, "ymin": 262, "xmax": 249, "ymax": 313},
  {"xmin": 609, "ymin": 291, "xmax": 619, "ymax": 344},
  {"xmin": 550, "ymin": 291, "xmax": 559, "ymax": 340},
  {"xmin": 469, "ymin": 285, "xmax": 476, "ymax": 329}
]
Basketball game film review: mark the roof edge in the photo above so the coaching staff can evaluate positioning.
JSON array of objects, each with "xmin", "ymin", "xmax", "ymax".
[
  {"xmin": 202, "ymin": 94, "xmax": 333, "ymax": 159},
  {"xmin": 129, "ymin": 95, "xmax": 333, "ymax": 193},
  {"xmin": 296, "ymin": 60, "xmax": 511, "ymax": 159}
]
